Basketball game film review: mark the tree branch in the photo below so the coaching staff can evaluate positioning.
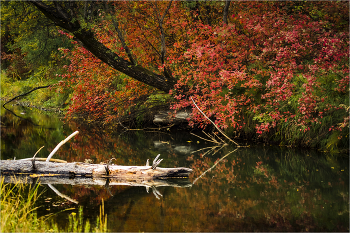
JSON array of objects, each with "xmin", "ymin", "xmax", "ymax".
[
  {"xmin": 105, "ymin": 2, "xmax": 135, "ymax": 65},
  {"xmin": 30, "ymin": 1, "xmax": 177, "ymax": 93},
  {"xmin": 126, "ymin": 3, "xmax": 162, "ymax": 58},
  {"xmin": 152, "ymin": 1, "xmax": 173, "ymax": 79},
  {"xmin": 223, "ymin": 0, "xmax": 230, "ymax": 25},
  {"xmin": 2, "ymin": 85, "xmax": 51, "ymax": 108},
  {"xmin": 190, "ymin": 96, "xmax": 240, "ymax": 146},
  {"xmin": 153, "ymin": 1, "xmax": 172, "ymax": 65}
]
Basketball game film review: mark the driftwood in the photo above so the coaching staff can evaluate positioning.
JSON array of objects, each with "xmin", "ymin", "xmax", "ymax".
[
  {"xmin": 1, "ymin": 129, "xmax": 194, "ymax": 203},
  {"xmin": 1, "ymin": 155, "xmax": 192, "ymax": 201},
  {"xmin": 0, "ymin": 160, "xmax": 192, "ymax": 180},
  {"xmin": 0, "ymin": 131, "xmax": 192, "ymax": 181}
]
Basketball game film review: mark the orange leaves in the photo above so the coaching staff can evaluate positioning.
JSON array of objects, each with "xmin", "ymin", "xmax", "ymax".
[{"xmin": 58, "ymin": 34, "xmax": 156, "ymax": 124}]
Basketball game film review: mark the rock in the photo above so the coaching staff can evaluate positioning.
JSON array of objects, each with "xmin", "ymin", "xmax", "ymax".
[
  {"xmin": 153, "ymin": 110, "xmax": 191, "ymax": 124},
  {"xmin": 174, "ymin": 146, "xmax": 193, "ymax": 154}
]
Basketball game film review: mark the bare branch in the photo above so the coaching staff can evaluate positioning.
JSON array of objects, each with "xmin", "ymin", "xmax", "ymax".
[
  {"xmin": 3, "ymin": 85, "xmax": 51, "ymax": 108},
  {"xmin": 190, "ymin": 96, "xmax": 240, "ymax": 146},
  {"xmin": 46, "ymin": 131, "xmax": 79, "ymax": 162},
  {"xmin": 153, "ymin": 1, "xmax": 172, "ymax": 65}
]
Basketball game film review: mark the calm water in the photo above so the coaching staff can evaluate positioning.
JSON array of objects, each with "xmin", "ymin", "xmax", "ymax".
[{"xmin": 1, "ymin": 103, "xmax": 349, "ymax": 232}]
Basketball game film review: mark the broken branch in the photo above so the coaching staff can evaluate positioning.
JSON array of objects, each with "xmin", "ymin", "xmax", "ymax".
[
  {"xmin": 190, "ymin": 96, "xmax": 240, "ymax": 146},
  {"xmin": 46, "ymin": 131, "xmax": 79, "ymax": 162}
]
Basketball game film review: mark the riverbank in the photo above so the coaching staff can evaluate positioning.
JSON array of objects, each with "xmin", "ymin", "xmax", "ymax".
[{"xmin": 1, "ymin": 97, "xmax": 64, "ymax": 115}]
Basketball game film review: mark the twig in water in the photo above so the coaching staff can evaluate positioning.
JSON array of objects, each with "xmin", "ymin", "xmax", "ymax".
[
  {"xmin": 200, "ymin": 147, "xmax": 216, "ymax": 158},
  {"xmin": 46, "ymin": 131, "xmax": 79, "ymax": 162},
  {"xmin": 201, "ymin": 131, "xmax": 219, "ymax": 144},
  {"xmin": 190, "ymin": 96, "xmax": 240, "ymax": 146},
  {"xmin": 212, "ymin": 131, "xmax": 226, "ymax": 144},
  {"xmin": 211, "ymin": 144, "xmax": 226, "ymax": 157}
]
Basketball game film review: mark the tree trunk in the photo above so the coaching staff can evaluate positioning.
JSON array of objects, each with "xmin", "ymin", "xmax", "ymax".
[
  {"xmin": 223, "ymin": 0, "xmax": 231, "ymax": 25},
  {"xmin": 30, "ymin": 1, "xmax": 177, "ymax": 93}
]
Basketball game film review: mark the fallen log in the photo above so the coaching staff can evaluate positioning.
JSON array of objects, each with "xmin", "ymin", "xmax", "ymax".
[
  {"xmin": 1, "ymin": 131, "xmax": 193, "ymax": 202},
  {"xmin": 0, "ymin": 160, "xmax": 193, "ymax": 180},
  {"xmin": 0, "ymin": 131, "xmax": 192, "ymax": 180}
]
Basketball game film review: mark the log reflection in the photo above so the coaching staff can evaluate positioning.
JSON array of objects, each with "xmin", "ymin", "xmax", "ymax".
[{"xmin": 2, "ymin": 174, "xmax": 192, "ymax": 202}]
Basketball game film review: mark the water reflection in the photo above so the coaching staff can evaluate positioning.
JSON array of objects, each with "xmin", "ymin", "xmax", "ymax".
[{"xmin": 1, "ymin": 103, "xmax": 349, "ymax": 231}]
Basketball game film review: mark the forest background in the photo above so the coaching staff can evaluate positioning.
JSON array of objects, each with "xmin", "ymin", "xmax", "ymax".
[{"xmin": 1, "ymin": 1, "xmax": 349, "ymax": 153}]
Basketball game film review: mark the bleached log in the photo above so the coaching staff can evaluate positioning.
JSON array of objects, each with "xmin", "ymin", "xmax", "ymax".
[{"xmin": 0, "ymin": 160, "xmax": 192, "ymax": 180}]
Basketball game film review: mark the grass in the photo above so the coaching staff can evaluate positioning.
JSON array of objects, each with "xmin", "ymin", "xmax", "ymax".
[
  {"xmin": 0, "ymin": 177, "xmax": 108, "ymax": 232},
  {"xmin": 0, "ymin": 177, "xmax": 43, "ymax": 232}
]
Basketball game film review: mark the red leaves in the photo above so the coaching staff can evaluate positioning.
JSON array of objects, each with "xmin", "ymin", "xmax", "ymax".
[
  {"xmin": 53, "ymin": 1, "xmax": 348, "ymax": 141},
  {"xmin": 168, "ymin": 1, "xmax": 348, "ymax": 138}
]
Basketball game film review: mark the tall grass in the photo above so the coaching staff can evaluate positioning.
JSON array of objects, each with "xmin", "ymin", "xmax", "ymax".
[
  {"xmin": 0, "ymin": 177, "xmax": 108, "ymax": 232},
  {"xmin": 0, "ymin": 177, "xmax": 44, "ymax": 232}
]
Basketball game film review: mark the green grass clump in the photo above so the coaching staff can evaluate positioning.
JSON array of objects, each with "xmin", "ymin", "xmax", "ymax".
[
  {"xmin": 0, "ymin": 177, "xmax": 47, "ymax": 232},
  {"xmin": 0, "ymin": 177, "xmax": 108, "ymax": 232}
]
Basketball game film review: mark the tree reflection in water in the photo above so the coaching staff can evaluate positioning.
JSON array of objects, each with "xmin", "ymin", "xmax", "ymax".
[{"xmin": 1, "ymin": 104, "xmax": 349, "ymax": 232}]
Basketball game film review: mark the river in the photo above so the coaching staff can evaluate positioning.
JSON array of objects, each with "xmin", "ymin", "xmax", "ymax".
[{"xmin": 1, "ymin": 102, "xmax": 349, "ymax": 231}]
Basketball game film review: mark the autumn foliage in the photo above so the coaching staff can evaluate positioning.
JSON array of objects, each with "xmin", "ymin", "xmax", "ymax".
[{"xmin": 56, "ymin": 1, "xmax": 348, "ymax": 149}]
